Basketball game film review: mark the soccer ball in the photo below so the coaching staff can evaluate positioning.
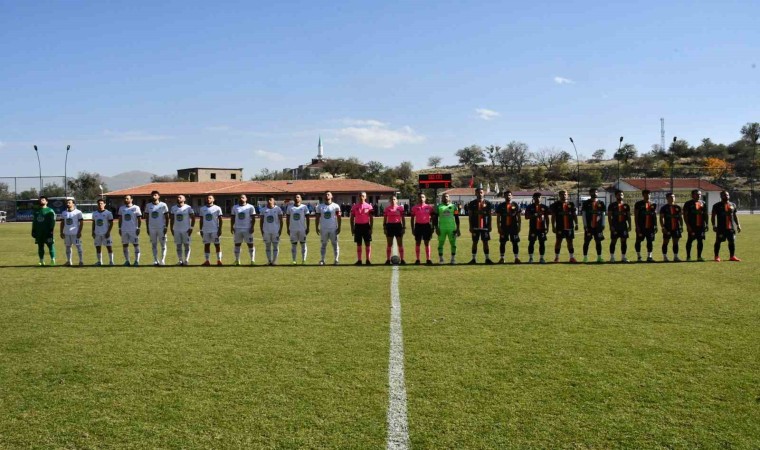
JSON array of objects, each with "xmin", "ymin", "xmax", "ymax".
[{"xmin": 390, "ymin": 255, "xmax": 401, "ymax": 265}]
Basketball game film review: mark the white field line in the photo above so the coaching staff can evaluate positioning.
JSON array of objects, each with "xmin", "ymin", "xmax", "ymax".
[{"xmin": 387, "ymin": 265, "xmax": 409, "ymax": 449}]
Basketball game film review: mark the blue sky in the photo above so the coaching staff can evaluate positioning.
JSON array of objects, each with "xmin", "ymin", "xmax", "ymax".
[{"xmin": 1, "ymin": 0, "xmax": 758, "ymax": 181}]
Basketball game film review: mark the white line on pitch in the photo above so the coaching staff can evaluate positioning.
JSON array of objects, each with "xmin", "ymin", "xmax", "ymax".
[{"xmin": 387, "ymin": 265, "xmax": 409, "ymax": 450}]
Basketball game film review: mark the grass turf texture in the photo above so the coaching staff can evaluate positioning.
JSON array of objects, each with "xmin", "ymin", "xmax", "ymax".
[{"xmin": 1, "ymin": 219, "xmax": 759, "ymax": 447}]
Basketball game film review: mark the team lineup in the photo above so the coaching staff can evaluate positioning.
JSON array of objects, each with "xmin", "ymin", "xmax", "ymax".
[{"xmin": 29, "ymin": 186, "xmax": 743, "ymax": 267}]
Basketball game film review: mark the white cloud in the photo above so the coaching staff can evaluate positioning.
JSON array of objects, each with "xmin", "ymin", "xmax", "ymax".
[
  {"xmin": 336, "ymin": 120, "xmax": 425, "ymax": 149},
  {"xmin": 554, "ymin": 76, "xmax": 574, "ymax": 85},
  {"xmin": 475, "ymin": 108, "xmax": 500, "ymax": 121},
  {"xmin": 254, "ymin": 149, "xmax": 289, "ymax": 162},
  {"xmin": 103, "ymin": 129, "xmax": 172, "ymax": 142},
  {"xmin": 341, "ymin": 118, "xmax": 388, "ymax": 127}
]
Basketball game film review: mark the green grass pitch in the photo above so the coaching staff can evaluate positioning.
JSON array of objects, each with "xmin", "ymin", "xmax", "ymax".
[{"xmin": 0, "ymin": 218, "xmax": 758, "ymax": 448}]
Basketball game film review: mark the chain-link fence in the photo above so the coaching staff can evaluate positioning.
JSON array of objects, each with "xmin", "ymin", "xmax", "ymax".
[{"xmin": 0, "ymin": 176, "xmax": 67, "ymax": 221}]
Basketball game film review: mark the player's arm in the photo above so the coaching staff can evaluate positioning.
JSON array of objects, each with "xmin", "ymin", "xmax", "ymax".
[
  {"xmin": 259, "ymin": 212, "xmax": 264, "ymax": 235},
  {"xmin": 59, "ymin": 214, "xmax": 65, "ymax": 238},
  {"xmin": 572, "ymin": 205, "xmax": 579, "ymax": 230},
  {"xmin": 350, "ymin": 209, "xmax": 355, "ymax": 235},
  {"xmin": 135, "ymin": 211, "xmax": 142, "ymax": 234},
  {"xmin": 336, "ymin": 209, "xmax": 342, "ymax": 234},
  {"xmin": 91, "ymin": 215, "xmax": 96, "ymax": 237},
  {"xmin": 315, "ymin": 209, "xmax": 321, "ymax": 234},
  {"xmin": 516, "ymin": 206, "xmax": 522, "ymax": 233},
  {"xmin": 496, "ymin": 207, "xmax": 504, "ymax": 233},
  {"xmin": 369, "ymin": 207, "xmax": 374, "ymax": 229},
  {"xmin": 305, "ymin": 209, "xmax": 310, "ymax": 234},
  {"xmin": 163, "ymin": 211, "xmax": 169, "ymax": 234},
  {"xmin": 550, "ymin": 207, "xmax": 557, "ymax": 233},
  {"xmin": 606, "ymin": 205, "xmax": 613, "ymax": 229},
  {"xmin": 454, "ymin": 212, "xmax": 461, "ymax": 236},
  {"xmin": 711, "ymin": 204, "xmax": 717, "ymax": 231},
  {"xmin": 410, "ymin": 208, "xmax": 416, "ymax": 229},
  {"xmin": 659, "ymin": 207, "xmax": 665, "ymax": 230},
  {"xmin": 118, "ymin": 209, "xmax": 123, "ymax": 233},
  {"xmin": 633, "ymin": 204, "xmax": 640, "ymax": 233},
  {"xmin": 487, "ymin": 203, "xmax": 493, "ymax": 232},
  {"xmin": 77, "ymin": 212, "xmax": 84, "ymax": 238},
  {"xmin": 106, "ymin": 215, "xmax": 114, "ymax": 238},
  {"xmin": 169, "ymin": 209, "xmax": 175, "ymax": 232},
  {"xmin": 144, "ymin": 209, "xmax": 150, "ymax": 229},
  {"xmin": 401, "ymin": 211, "xmax": 406, "ymax": 232},
  {"xmin": 230, "ymin": 209, "xmax": 236, "ymax": 234},
  {"xmin": 217, "ymin": 212, "xmax": 223, "ymax": 236},
  {"xmin": 189, "ymin": 210, "xmax": 196, "ymax": 235},
  {"xmin": 285, "ymin": 210, "xmax": 291, "ymax": 235},
  {"xmin": 581, "ymin": 202, "xmax": 589, "ymax": 229},
  {"xmin": 733, "ymin": 206, "xmax": 741, "ymax": 233},
  {"xmin": 278, "ymin": 211, "xmax": 283, "ymax": 237}
]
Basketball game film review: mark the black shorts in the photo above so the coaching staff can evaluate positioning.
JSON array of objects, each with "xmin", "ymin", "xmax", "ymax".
[
  {"xmin": 662, "ymin": 229, "xmax": 682, "ymax": 239},
  {"xmin": 471, "ymin": 230, "xmax": 491, "ymax": 242},
  {"xmin": 715, "ymin": 229, "xmax": 736, "ymax": 242},
  {"xmin": 385, "ymin": 223, "xmax": 404, "ymax": 238},
  {"xmin": 636, "ymin": 229, "xmax": 656, "ymax": 241},
  {"xmin": 610, "ymin": 227, "xmax": 629, "ymax": 239},
  {"xmin": 686, "ymin": 229, "xmax": 706, "ymax": 239},
  {"xmin": 584, "ymin": 227, "xmax": 605, "ymax": 241},
  {"xmin": 555, "ymin": 229, "xmax": 574, "ymax": 240},
  {"xmin": 413, "ymin": 223, "xmax": 433, "ymax": 241},
  {"xmin": 528, "ymin": 230, "xmax": 547, "ymax": 242},
  {"xmin": 354, "ymin": 223, "xmax": 372, "ymax": 244},
  {"xmin": 499, "ymin": 230, "xmax": 520, "ymax": 244}
]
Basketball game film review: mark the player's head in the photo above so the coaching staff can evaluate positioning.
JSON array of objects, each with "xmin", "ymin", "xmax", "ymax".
[
  {"xmin": 206, "ymin": 194, "xmax": 214, "ymax": 206},
  {"xmin": 442, "ymin": 193, "xmax": 450, "ymax": 204},
  {"xmin": 475, "ymin": 187, "xmax": 484, "ymax": 200},
  {"xmin": 417, "ymin": 192, "xmax": 426, "ymax": 204},
  {"xmin": 294, "ymin": 194, "xmax": 302, "ymax": 205},
  {"xmin": 720, "ymin": 190, "xmax": 729, "ymax": 202},
  {"xmin": 238, "ymin": 194, "xmax": 247, "ymax": 206},
  {"xmin": 390, "ymin": 194, "xmax": 398, "ymax": 206},
  {"xmin": 666, "ymin": 192, "xmax": 675, "ymax": 204},
  {"xmin": 615, "ymin": 190, "xmax": 624, "ymax": 202},
  {"xmin": 588, "ymin": 188, "xmax": 598, "ymax": 199},
  {"xmin": 38, "ymin": 196, "xmax": 48, "ymax": 207},
  {"xmin": 691, "ymin": 189, "xmax": 702, "ymax": 201},
  {"xmin": 124, "ymin": 195, "xmax": 133, "ymax": 206},
  {"xmin": 177, "ymin": 194, "xmax": 186, "ymax": 205},
  {"xmin": 532, "ymin": 192, "xmax": 542, "ymax": 204},
  {"xmin": 558, "ymin": 190, "xmax": 568, "ymax": 202},
  {"xmin": 267, "ymin": 196, "xmax": 275, "ymax": 207},
  {"xmin": 151, "ymin": 190, "xmax": 160, "ymax": 203},
  {"xmin": 504, "ymin": 189, "xmax": 512, "ymax": 202},
  {"xmin": 642, "ymin": 190, "xmax": 651, "ymax": 201},
  {"xmin": 66, "ymin": 199, "xmax": 75, "ymax": 210},
  {"xmin": 359, "ymin": 191, "xmax": 367, "ymax": 202},
  {"xmin": 97, "ymin": 198, "xmax": 106, "ymax": 211},
  {"xmin": 324, "ymin": 191, "xmax": 333, "ymax": 203}
]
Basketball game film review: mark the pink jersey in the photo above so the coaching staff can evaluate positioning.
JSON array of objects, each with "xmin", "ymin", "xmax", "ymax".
[
  {"xmin": 384, "ymin": 205, "xmax": 404, "ymax": 224},
  {"xmin": 351, "ymin": 202, "xmax": 374, "ymax": 225},
  {"xmin": 411, "ymin": 204, "xmax": 433, "ymax": 224}
]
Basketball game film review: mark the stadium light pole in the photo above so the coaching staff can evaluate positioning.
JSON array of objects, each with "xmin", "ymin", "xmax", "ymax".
[
  {"xmin": 751, "ymin": 136, "xmax": 758, "ymax": 215},
  {"xmin": 569, "ymin": 137, "xmax": 580, "ymax": 206},
  {"xmin": 616, "ymin": 136, "xmax": 624, "ymax": 187},
  {"xmin": 33, "ymin": 145, "xmax": 43, "ymax": 194},
  {"xmin": 64, "ymin": 144, "xmax": 71, "ymax": 198},
  {"xmin": 670, "ymin": 136, "xmax": 677, "ymax": 194}
]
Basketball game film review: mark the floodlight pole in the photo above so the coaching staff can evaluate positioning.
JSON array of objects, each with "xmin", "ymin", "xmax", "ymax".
[
  {"xmin": 64, "ymin": 145, "xmax": 71, "ymax": 198},
  {"xmin": 33, "ymin": 145, "xmax": 43, "ymax": 194},
  {"xmin": 569, "ymin": 137, "xmax": 580, "ymax": 206},
  {"xmin": 670, "ymin": 136, "xmax": 677, "ymax": 193},
  {"xmin": 752, "ymin": 139, "xmax": 757, "ymax": 214},
  {"xmin": 616, "ymin": 136, "xmax": 624, "ymax": 187}
]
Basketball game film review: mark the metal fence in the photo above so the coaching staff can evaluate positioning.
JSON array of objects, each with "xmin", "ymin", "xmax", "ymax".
[{"xmin": 0, "ymin": 176, "xmax": 67, "ymax": 221}]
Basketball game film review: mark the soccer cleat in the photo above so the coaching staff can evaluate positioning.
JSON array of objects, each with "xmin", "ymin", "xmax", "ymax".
[
  {"xmin": 553, "ymin": 257, "xmax": 560, "ymax": 263},
  {"xmin": 49, "ymin": 260, "xmax": 56, "ymax": 267},
  {"xmin": 646, "ymin": 257, "xmax": 654, "ymax": 263},
  {"xmin": 64, "ymin": 261, "xmax": 71, "ymax": 267},
  {"xmin": 38, "ymin": 261, "xmax": 45, "ymax": 266},
  {"xmin": 485, "ymin": 259, "xmax": 494, "ymax": 265},
  {"xmin": 569, "ymin": 257, "xmax": 578, "ymax": 264},
  {"xmin": 414, "ymin": 259, "xmax": 421, "ymax": 265},
  {"xmin": 697, "ymin": 257, "xmax": 705, "ymax": 262},
  {"xmin": 729, "ymin": 256, "xmax": 741, "ymax": 262},
  {"xmin": 123, "ymin": 261, "xmax": 131, "ymax": 267},
  {"xmin": 133, "ymin": 261, "xmax": 139, "ymax": 267},
  {"xmin": 609, "ymin": 255, "xmax": 616, "ymax": 263},
  {"xmin": 333, "ymin": 260, "xmax": 339, "ymax": 266},
  {"xmin": 319, "ymin": 260, "xmax": 325, "ymax": 266},
  {"xmin": 528, "ymin": 257, "xmax": 534, "ymax": 264},
  {"xmin": 365, "ymin": 260, "xmax": 372, "ymax": 266},
  {"xmin": 596, "ymin": 256, "xmax": 604, "ymax": 263},
  {"xmin": 468, "ymin": 259, "xmax": 477, "ymax": 265},
  {"xmin": 662, "ymin": 255, "xmax": 670, "ymax": 262},
  {"xmin": 439, "ymin": 257, "xmax": 445, "ymax": 264},
  {"xmin": 686, "ymin": 257, "xmax": 692, "ymax": 262},
  {"xmin": 714, "ymin": 256, "xmax": 721, "ymax": 262},
  {"xmin": 385, "ymin": 260, "xmax": 391, "ymax": 265},
  {"xmin": 539, "ymin": 257, "xmax": 546, "ymax": 264},
  {"xmin": 177, "ymin": 262, "xmax": 184, "ymax": 266},
  {"xmin": 292, "ymin": 260, "xmax": 297, "ymax": 265},
  {"xmin": 109, "ymin": 261, "xmax": 115, "ymax": 266},
  {"xmin": 202, "ymin": 261, "xmax": 211, "ymax": 266},
  {"xmin": 674, "ymin": 256, "xmax": 682, "ymax": 262},
  {"xmin": 354, "ymin": 260, "xmax": 363, "ymax": 266},
  {"xmin": 498, "ymin": 258, "xmax": 505, "ymax": 264},
  {"xmin": 153, "ymin": 261, "xmax": 160, "ymax": 266},
  {"xmin": 217, "ymin": 260, "xmax": 223, "ymax": 266},
  {"xmin": 582, "ymin": 256, "xmax": 589, "ymax": 263},
  {"xmin": 425, "ymin": 260, "xmax": 433, "ymax": 266},
  {"xmin": 621, "ymin": 256, "xmax": 629, "ymax": 263},
  {"xmin": 514, "ymin": 258, "xmax": 521, "ymax": 264},
  {"xmin": 234, "ymin": 261, "xmax": 241, "ymax": 266},
  {"xmin": 400, "ymin": 260, "xmax": 407, "ymax": 265},
  {"xmin": 637, "ymin": 256, "xmax": 643, "ymax": 263},
  {"xmin": 78, "ymin": 261, "xmax": 84, "ymax": 266}
]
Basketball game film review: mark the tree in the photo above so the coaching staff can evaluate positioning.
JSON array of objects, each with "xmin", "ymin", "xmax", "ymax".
[
  {"xmin": 704, "ymin": 157, "xmax": 733, "ymax": 180},
  {"xmin": 364, "ymin": 161, "xmax": 386, "ymax": 182},
  {"xmin": 497, "ymin": 141, "xmax": 530, "ymax": 177},
  {"xmin": 252, "ymin": 168, "xmax": 273, "ymax": 180},
  {"xmin": 395, "ymin": 161, "xmax": 414, "ymax": 182},
  {"xmin": 532, "ymin": 148, "xmax": 571, "ymax": 181},
  {"xmin": 669, "ymin": 139, "xmax": 694, "ymax": 158},
  {"xmin": 741, "ymin": 122, "xmax": 760, "ymax": 145},
  {"xmin": 68, "ymin": 172, "xmax": 108, "ymax": 200},
  {"xmin": 0, "ymin": 182, "xmax": 12, "ymax": 201},
  {"xmin": 614, "ymin": 143, "xmax": 637, "ymax": 164},
  {"xmin": 455, "ymin": 145, "xmax": 486, "ymax": 171},
  {"xmin": 427, "ymin": 156, "xmax": 442, "ymax": 168},
  {"xmin": 484, "ymin": 145, "xmax": 501, "ymax": 169},
  {"xmin": 590, "ymin": 149, "xmax": 606, "ymax": 162}
]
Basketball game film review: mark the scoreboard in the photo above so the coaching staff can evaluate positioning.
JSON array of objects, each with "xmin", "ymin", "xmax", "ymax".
[{"xmin": 418, "ymin": 173, "xmax": 452, "ymax": 189}]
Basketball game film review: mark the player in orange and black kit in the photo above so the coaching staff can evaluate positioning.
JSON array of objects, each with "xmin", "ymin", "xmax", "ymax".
[
  {"xmin": 467, "ymin": 186, "xmax": 494, "ymax": 264},
  {"xmin": 711, "ymin": 190, "xmax": 742, "ymax": 262},
  {"xmin": 524, "ymin": 192, "xmax": 549, "ymax": 264},
  {"xmin": 549, "ymin": 190, "xmax": 578, "ymax": 263},
  {"xmin": 633, "ymin": 189, "xmax": 658, "ymax": 262},
  {"xmin": 580, "ymin": 188, "xmax": 606, "ymax": 263},
  {"xmin": 659, "ymin": 193, "xmax": 683, "ymax": 262},
  {"xmin": 682, "ymin": 189, "xmax": 708, "ymax": 261},
  {"xmin": 607, "ymin": 190, "xmax": 632, "ymax": 263},
  {"xmin": 495, "ymin": 190, "xmax": 521, "ymax": 264}
]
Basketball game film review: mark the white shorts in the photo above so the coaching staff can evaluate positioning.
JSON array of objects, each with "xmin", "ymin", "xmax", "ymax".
[
  {"xmin": 234, "ymin": 230, "xmax": 254, "ymax": 245},
  {"xmin": 173, "ymin": 230, "xmax": 191, "ymax": 245},
  {"xmin": 64, "ymin": 235, "xmax": 81, "ymax": 246},
  {"xmin": 320, "ymin": 229, "xmax": 338, "ymax": 244},
  {"xmin": 202, "ymin": 232, "xmax": 220, "ymax": 245},
  {"xmin": 120, "ymin": 230, "xmax": 139, "ymax": 245},
  {"xmin": 93, "ymin": 234, "xmax": 113, "ymax": 247},
  {"xmin": 290, "ymin": 230, "xmax": 307, "ymax": 243},
  {"xmin": 149, "ymin": 229, "xmax": 167, "ymax": 244},
  {"xmin": 263, "ymin": 232, "xmax": 280, "ymax": 244}
]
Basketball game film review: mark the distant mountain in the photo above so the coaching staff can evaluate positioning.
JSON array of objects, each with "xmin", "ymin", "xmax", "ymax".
[{"xmin": 101, "ymin": 171, "xmax": 156, "ymax": 192}]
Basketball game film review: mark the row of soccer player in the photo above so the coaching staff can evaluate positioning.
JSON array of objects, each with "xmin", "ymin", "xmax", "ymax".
[{"xmin": 30, "ymin": 186, "xmax": 742, "ymax": 266}]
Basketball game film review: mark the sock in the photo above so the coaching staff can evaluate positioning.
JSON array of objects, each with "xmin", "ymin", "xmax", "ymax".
[
  {"xmin": 301, "ymin": 243, "xmax": 307, "ymax": 262},
  {"xmin": 217, "ymin": 251, "xmax": 222, "ymax": 262},
  {"xmin": 205, "ymin": 252, "xmax": 210, "ymax": 262},
  {"xmin": 356, "ymin": 245, "xmax": 362, "ymax": 261},
  {"xmin": 321, "ymin": 242, "xmax": 327, "ymax": 261},
  {"xmin": 728, "ymin": 241, "xmax": 735, "ymax": 257},
  {"xmin": 399, "ymin": 246, "xmax": 404, "ymax": 260},
  {"xmin": 569, "ymin": 252, "xmax": 574, "ymax": 258},
  {"xmin": 472, "ymin": 253, "xmax": 477, "ymax": 260},
  {"xmin": 161, "ymin": 242, "xmax": 167, "ymax": 264},
  {"xmin": 386, "ymin": 246, "xmax": 392, "ymax": 260},
  {"xmin": 415, "ymin": 244, "xmax": 420, "ymax": 260},
  {"xmin": 48, "ymin": 243, "xmax": 56, "ymax": 260},
  {"xmin": 272, "ymin": 246, "xmax": 279, "ymax": 264},
  {"xmin": 292, "ymin": 243, "xmax": 298, "ymax": 261},
  {"xmin": 484, "ymin": 253, "xmax": 490, "ymax": 260},
  {"xmin": 97, "ymin": 251, "xmax": 102, "ymax": 264},
  {"xmin": 176, "ymin": 244, "xmax": 183, "ymax": 261},
  {"xmin": 714, "ymin": 242, "xmax": 720, "ymax": 257},
  {"xmin": 38, "ymin": 243, "xmax": 45, "ymax": 261},
  {"xmin": 235, "ymin": 246, "xmax": 241, "ymax": 262},
  {"xmin": 332, "ymin": 241, "xmax": 339, "ymax": 262},
  {"xmin": 134, "ymin": 245, "xmax": 141, "ymax": 263},
  {"xmin": 249, "ymin": 247, "xmax": 255, "ymax": 262},
  {"xmin": 266, "ymin": 243, "xmax": 272, "ymax": 263},
  {"xmin": 76, "ymin": 243, "xmax": 83, "ymax": 262},
  {"xmin": 108, "ymin": 252, "xmax": 114, "ymax": 264},
  {"xmin": 425, "ymin": 245, "xmax": 431, "ymax": 261},
  {"xmin": 184, "ymin": 245, "xmax": 191, "ymax": 263},
  {"xmin": 365, "ymin": 245, "xmax": 371, "ymax": 261},
  {"xmin": 152, "ymin": 242, "xmax": 158, "ymax": 261},
  {"xmin": 66, "ymin": 246, "xmax": 72, "ymax": 263},
  {"xmin": 697, "ymin": 240, "xmax": 703, "ymax": 258}
]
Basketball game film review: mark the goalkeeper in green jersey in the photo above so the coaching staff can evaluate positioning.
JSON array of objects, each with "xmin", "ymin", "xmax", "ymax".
[
  {"xmin": 432, "ymin": 193, "xmax": 461, "ymax": 264},
  {"xmin": 31, "ymin": 196, "xmax": 57, "ymax": 266}
]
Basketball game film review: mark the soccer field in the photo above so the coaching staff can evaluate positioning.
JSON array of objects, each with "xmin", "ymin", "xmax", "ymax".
[{"xmin": 1, "ymin": 220, "xmax": 759, "ymax": 448}]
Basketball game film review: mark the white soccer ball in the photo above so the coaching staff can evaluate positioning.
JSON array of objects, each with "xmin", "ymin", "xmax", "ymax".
[{"xmin": 390, "ymin": 255, "xmax": 401, "ymax": 265}]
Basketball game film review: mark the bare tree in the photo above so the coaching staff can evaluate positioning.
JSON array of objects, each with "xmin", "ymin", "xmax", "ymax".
[{"xmin": 427, "ymin": 156, "xmax": 443, "ymax": 168}]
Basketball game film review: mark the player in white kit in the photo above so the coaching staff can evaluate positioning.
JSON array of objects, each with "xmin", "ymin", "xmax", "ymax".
[
  {"xmin": 200, "ymin": 194, "xmax": 224, "ymax": 266},
  {"xmin": 286, "ymin": 194, "xmax": 310, "ymax": 264},
  {"xmin": 231, "ymin": 194, "xmax": 256, "ymax": 265},
  {"xmin": 260, "ymin": 196, "xmax": 284, "ymax": 265},
  {"xmin": 315, "ymin": 191, "xmax": 342, "ymax": 265},
  {"xmin": 145, "ymin": 190, "xmax": 170, "ymax": 266},
  {"xmin": 170, "ymin": 194, "xmax": 195, "ymax": 265},
  {"xmin": 91, "ymin": 198, "xmax": 115, "ymax": 266},
  {"xmin": 59, "ymin": 199, "xmax": 84, "ymax": 266},
  {"xmin": 118, "ymin": 195, "xmax": 142, "ymax": 266}
]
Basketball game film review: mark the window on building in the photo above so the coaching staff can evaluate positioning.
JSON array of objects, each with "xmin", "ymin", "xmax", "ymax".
[
  {"xmin": 210, "ymin": 173, "xmax": 217, "ymax": 180},
  {"xmin": 230, "ymin": 173, "xmax": 237, "ymax": 180}
]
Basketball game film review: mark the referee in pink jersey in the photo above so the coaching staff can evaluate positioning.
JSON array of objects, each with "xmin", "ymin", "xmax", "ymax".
[{"xmin": 351, "ymin": 192, "xmax": 374, "ymax": 265}]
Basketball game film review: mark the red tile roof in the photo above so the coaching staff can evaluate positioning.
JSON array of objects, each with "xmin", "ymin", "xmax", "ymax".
[
  {"xmin": 106, "ymin": 179, "xmax": 397, "ymax": 197},
  {"xmin": 619, "ymin": 178, "xmax": 724, "ymax": 192},
  {"xmin": 441, "ymin": 188, "xmax": 554, "ymax": 196}
]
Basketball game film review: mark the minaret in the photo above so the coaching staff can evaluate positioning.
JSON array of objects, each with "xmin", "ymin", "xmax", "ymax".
[{"xmin": 317, "ymin": 136, "xmax": 324, "ymax": 159}]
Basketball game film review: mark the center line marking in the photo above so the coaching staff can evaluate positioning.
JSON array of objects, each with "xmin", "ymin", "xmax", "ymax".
[{"xmin": 387, "ymin": 265, "xmax": 409, "ymax": 450}]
